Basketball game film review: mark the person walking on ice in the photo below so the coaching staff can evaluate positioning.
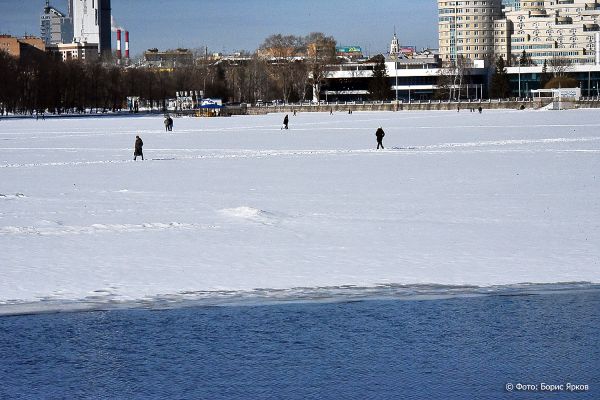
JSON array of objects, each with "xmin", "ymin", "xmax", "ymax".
[
  {"xmin": 134, "ymin": 135, "xmax": 144, "ymax": 160},
  {"xmin": 375, "ymin": 126, "xmax": 385, "ymax": 149},
  {"xmin": 164, "ymin": 115, "xmax": 173, "ymax": 131},
  {"xmin": 283, "ymin": 114, "xmax": 289, "ymax": 130}
]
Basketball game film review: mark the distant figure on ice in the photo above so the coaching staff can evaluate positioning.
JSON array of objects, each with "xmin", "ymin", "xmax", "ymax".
[
  {"xmin": 478, "ymin": 106, "xmax": 483, "ymax": 114},
  {"xmin": 330, "ymin": 108, "xmax": 333, "ymax": 115},
  {"xmin": 375, "ymin": 126, "xmax": 385, "ymax": 150},
  {"xmin": 283, "ymin": 114, "xmax": 289, "ymax": 130},
  {"xmin": 164, "ymin": 115, "xmax": 173, "ymax": 131},
  {"xmin": 293, "ymin": 110, "xmax": 297, "ymax": 116},
  {"xmin": 134, "ymin": 135, "xmax": 144, "ymax": 160}
]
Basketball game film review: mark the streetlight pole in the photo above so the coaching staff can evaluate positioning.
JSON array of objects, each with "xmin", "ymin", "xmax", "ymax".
[
  {"xmin": 588, "ymin": 70, "xmax": 591, "ymax": 97},
  {"xmin": 518, "ymin": 60, "xmax": 521, "ymax": 99},
  {"xmin": 394, "ymin": 54, "xmax": 398, "ymax": 106}
]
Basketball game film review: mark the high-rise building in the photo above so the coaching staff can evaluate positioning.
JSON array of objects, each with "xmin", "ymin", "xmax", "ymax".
[
  {"xmin": 505, "ymin": 0, "xmax": 600, "ymax": 66},
  {"xmin": 40, "ymin": 1, "xmax": 73, "ymax": 46},
  {"xmin": 438, "ymin": 0, "xmax": 505, "ymax": 65},
  {"xmin": 439, "ymin": 0, "xmax": 600, "ymax": 67},
  {"xmin": 72, "ymin": 0, "xmax": 111, "ymax": 57}
]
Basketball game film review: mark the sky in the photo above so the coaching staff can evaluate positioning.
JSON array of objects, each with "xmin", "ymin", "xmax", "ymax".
[{"xmin": 0, "ymin": 0, "xmax": 439, "ymax": 57}]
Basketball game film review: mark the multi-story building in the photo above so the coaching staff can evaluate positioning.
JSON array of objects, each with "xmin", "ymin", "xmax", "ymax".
[
  {"xmin": 438, "ymin": 0, "xmax": 506, "ymax": 65},
  {"xmin": 47, "ymin": 41, "xmax": 99, "ymax": 62},
  {"xmin": 0, "ymin": 35, "xmax": 46, "ymax": 59},
  {"xmin": 72, "ymin": 0, "xmax": 111, "ymax": 57},
  {"xmin": 505, "ymin": 0, "xmax": 600, "ymax": 66},
  {"xmin": 40, "ymin": 1, "xmax": 73, "ymax": 46}
]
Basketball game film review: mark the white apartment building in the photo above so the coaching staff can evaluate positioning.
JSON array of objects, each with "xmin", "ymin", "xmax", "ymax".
[
  {"xmin": 439, "ymin": 0, "xmax": 600, "ymax": 66},
  {"xmin": 438, "ymin": 0, "xmax": 506, "ymax": 65},
  {"xmin": 505, "ymin": 0, "xmax": 600, "ymax": 65}
]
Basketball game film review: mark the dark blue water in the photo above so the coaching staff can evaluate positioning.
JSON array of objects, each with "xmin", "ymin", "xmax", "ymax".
[{"xmin": 1, "ymin": 291, "xmax": 598, "ymax": 400}]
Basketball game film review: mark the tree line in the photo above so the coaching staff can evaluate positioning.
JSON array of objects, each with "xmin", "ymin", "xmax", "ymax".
[{"xmin": 0, "ymin": 32, "xmax": 339, "ymax": 115}]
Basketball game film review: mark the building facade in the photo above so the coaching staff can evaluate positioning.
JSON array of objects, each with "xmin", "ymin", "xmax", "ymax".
[
  {"xmin": 439, "ymin": 0, "xmax": 600, "ymax": 67},
  {"xmin": 0, "ymin": 35, "xmax": 46, "ymax": 59},
  {"xmin": 72, "ymin": 0, "xmax": 111, "ymax": 57},
  {"xmin": 47, "ymin": 41, "xmax": 99, "ymax": 62},
  {"xmin": 143, "ymin": 48, "xmax": 194, "ymax": 69},
  {"xmin": 438, "ymin": 0, "xmax": 506, "ymax": 65},
  {"xmin": 40, "ymin": 1, "xmax": 73, "ymax": 46},
  {"xmin": 505, "ymin": 0, "xmax": 600, "ymax": 66}
]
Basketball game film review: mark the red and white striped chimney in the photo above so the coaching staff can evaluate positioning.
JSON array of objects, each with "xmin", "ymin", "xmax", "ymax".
[
  {"xmin": 125, "ymin": 31, "xmax": 130, "ymax": 59},
  {"xmin": 116, "ymin": 29, "xmax": 122, "ymax": 59}
]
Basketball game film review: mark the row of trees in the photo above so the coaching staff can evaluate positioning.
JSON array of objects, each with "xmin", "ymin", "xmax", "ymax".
[
  {"xmin": 0, "ymin": 32, "xmax": 341, "ymax": 115},
  {"xmin": 0, "ymin": 50, "xmax": 279, "ymax": 115}
]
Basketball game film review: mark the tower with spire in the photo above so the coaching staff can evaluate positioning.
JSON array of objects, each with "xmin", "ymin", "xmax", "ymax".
[{"xmin": 390, "ymin": 29, "xmax": 400, "ymax": 57}]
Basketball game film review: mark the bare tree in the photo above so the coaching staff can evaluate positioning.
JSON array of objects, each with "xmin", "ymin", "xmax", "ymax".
[
  {"xmin": 549, "ymin": 55, "xmax": 572, "ymax": 77},
  {"xmin": 259, "ymin": 34, "xmax": 303, "ymax": 102},
  {"xmin": 436, "ymin": 56, "xmax": 469, "ymax": 101},
  {"xmin": 304, "ymin": 32, "xmax": 337, "ymax": 102}
]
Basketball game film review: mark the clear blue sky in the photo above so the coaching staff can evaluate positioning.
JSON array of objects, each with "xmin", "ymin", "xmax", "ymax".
[{"xmin": 0, "ymin": 0, "xmax": 439, "ymax": 56}]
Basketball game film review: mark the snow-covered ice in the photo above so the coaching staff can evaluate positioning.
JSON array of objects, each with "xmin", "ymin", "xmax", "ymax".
[{"xmin": 1, "ymin": 109, "xmax": 599, "ymax": 311}]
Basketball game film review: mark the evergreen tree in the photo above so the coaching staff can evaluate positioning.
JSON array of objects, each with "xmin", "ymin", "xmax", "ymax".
[
  {"xmin": 489, "ymin": 56, "xmax": 511, "ymax": 98},
  {"xmin": 519, "ymin": 50, "xmax": 533, "ymax": 67},
  {"xmin": 540, "ymin": 59, "xmax": 551, "ymax": 88},
  {"xmin": 368, "ymin": 54, "xmax": 393, "ymax": 101}
]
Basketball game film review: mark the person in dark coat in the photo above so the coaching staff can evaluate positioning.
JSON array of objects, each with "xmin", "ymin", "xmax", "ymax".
[
  {"xmin": 375, "ymin": 126, "xmax": 385, "ymax": 149},
  {"xmin": 478, "ymin": 106, "xmax": 483, "ymax": 113},
  {"xmin": 283, "ymin": 114, "xmax": 289, "ymax": 129},
  {"xmin": 134, "ymin": 135, "xmax": 144, "ymax": 160},
  {"xmin": 164, "ymin": 116, "xmax": 173, "ymax": 131}
]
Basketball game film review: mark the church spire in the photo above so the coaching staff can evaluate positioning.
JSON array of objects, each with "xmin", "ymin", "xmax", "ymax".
[{"xmin": 390, "ymin": 29, "xmax": 400, "ymax": 57}]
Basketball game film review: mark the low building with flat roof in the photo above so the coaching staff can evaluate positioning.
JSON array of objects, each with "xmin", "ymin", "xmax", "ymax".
[
  {"xmin": 143, "ymin": 48, "xmax": 194, "ymax": 68},
  {"xmin": 47, "ymin": 41, "xmax": 99, "ymax": 62},
  {"xmin": 0, "ymin": 35, "xmax": 46, "ymax": 59}
]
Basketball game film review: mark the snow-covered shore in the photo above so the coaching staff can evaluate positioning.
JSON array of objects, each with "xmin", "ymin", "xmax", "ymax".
[{"xmin": 1, "ymin": 109, "xmax": 599, "ymax": 309}]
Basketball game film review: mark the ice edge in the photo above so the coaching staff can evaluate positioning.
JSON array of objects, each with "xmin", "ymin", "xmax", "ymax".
[{"xmin": 1, "ymin": 282, "xmax": 599, "ymax": 317}]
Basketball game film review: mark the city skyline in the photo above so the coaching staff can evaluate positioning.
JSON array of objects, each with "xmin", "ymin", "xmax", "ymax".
[{"xmin": 0, "ymin": 0, "xmax": 439, "ymax": 56}]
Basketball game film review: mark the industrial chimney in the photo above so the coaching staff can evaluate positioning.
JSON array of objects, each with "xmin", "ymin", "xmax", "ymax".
[
  {"xmin": 125, "ymin": 31, "xmax": 130, "ymax": 60},
  {"xmin": 116, "ymin": 29, "xmax": 122, "ymax": 60}
]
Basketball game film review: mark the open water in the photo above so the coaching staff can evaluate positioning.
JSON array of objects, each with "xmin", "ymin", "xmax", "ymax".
[{"xmin": 1, "ymin": 288, "xmax": 598, "ymax": 399}]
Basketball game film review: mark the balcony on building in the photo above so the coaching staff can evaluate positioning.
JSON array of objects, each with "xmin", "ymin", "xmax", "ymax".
[
  {"xmin": 584, "ymin": 2, "xmax": 600, "ymax": 11},
  {"xmin": 556, "ymin": 16, "xmax": 573, "ymax": 25},
  {"xmin": 529, "ymin": 9, "xmax": 548, "ymax": 18}
]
